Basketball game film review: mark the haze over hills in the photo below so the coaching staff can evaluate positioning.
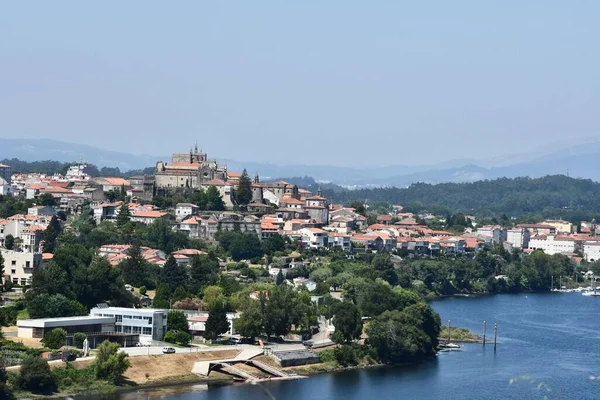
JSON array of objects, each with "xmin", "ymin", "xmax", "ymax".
[{"xmin": 0, "ymin": 137, "xmax": 599, "ymax": 187}]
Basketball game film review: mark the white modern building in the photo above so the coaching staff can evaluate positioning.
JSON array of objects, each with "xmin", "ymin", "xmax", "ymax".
[
  {"xmin": 584, "ymin": 241, "xmax": 600, "ymax": 262},
  {"xmin": 1, "ymin": 250, "xmax": 42, "ymax": 286},
  {"xmin": 90, "ymin": 306, "xmax": 168, "ymax": 343},
  {"xmin": 528, "ymin": 235, "xmax": 576, "ymax": 255},
  {"xmin": 17, "ymin": 316, "xmax": 115, "ymax": 339}
]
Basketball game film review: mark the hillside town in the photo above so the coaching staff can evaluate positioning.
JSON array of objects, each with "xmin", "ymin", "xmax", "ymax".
[{"xmin": 1, "ymin": 149, "xmax": 600, "ymax": 394}]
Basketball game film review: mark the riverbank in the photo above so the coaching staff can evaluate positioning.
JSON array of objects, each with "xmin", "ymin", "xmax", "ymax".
[{"xmin": 12, "ymin": 350, "xmax": 241, "ymax": 399}]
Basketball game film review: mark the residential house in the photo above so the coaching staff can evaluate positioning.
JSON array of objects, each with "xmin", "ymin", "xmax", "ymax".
[
  {"xmin": 27, "ymin": 206, "xmax": 55, "ymax": 217},
  {"xmin": 299, "ymin": 228, "xmax": 329, "ymax": 249},
  {"xmin": 328, "ymin": 232, "xmax": 351, "ymax": 251},
  {"xmin": 175, "ymin": 203, "xmax": 199, "ymax": 220},
  {"xmin": 376, "ymin": 215, "xmax": 393, "ymax": 225},
  {"xmin": 130, "ymin": 211, "xmax": 169, "ymax": 225}
]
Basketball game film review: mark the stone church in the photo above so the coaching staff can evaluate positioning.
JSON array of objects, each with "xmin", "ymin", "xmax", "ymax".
[{"xmin": 154, "ymin": 146, "xmax": 228, "ymax": 191}]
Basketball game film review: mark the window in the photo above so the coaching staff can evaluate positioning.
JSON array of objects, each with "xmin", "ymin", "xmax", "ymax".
[
  {"xmin": 11, "ymin": 261, "xmax": 15, "ymax": 265},
  {"xmin": 124, "ymin": 315, "xmax": 132, "ymax": 319},
  {"xmin": 132, "ymin": 326, "xmax": 141, "ymax": 334},
  {"xmin": 116, "ymin": 325, "xmax": 122, "ymax": 332},
  {"xmin": 11, "ymin": 269, "xmax": 15, "ymax": 274},
  {"xmin": 115, "ymin": 315, "xmax": 122, "ymax": 322},
  {"xmin": 25, "ymin": 261, "xmax": 30, "ymax": 268},
  {"xmin": 143, "ymin": 327, "xmax": 152, "ymax": 335},
  {"xmin": 20, "ymin": 279, "xmax": 27, "ymax": 286},
  {"xmin": 122, "ymin": 326, "xmax": 132, "ymax": 333}
]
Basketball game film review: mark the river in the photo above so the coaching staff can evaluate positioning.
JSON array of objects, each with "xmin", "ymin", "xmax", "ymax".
[{"xmin": 85, "ymin": 293, "xmax": 600, "ymax": 399}]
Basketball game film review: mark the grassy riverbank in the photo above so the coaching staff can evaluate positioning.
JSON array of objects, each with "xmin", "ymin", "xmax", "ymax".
[{"xmin": 439, "ymin": 326, "xmax": 482, "ymax": 343}]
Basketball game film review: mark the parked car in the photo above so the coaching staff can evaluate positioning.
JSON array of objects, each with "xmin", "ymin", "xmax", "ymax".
[
  {"xmin": 302, "ymin": 341, "xmax": 314, "ymax": 348},
  {"xmin": 162, "ymin": 346, "xmax": 176, "ymax": 354},
  {"xmin": 61, "ymin": 351, "xmax": 77, "ymax": 361},
  {"xmin": 239, "ymin": 337, "xmax": 255, "ymax": 344}
]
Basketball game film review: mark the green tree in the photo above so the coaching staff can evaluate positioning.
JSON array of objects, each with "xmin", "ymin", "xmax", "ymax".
[
  {"xmin": 372, "ymin": 253, "xmax": 398, "ymax": 285},
  {"xmin": 117, "ymin": 241, "xmax": 149, "ymax": 287},
  {"xmin": 144, "ymin": 218, "xmax": 189, "ymax": 253},
  {"xmin": 176, "ymin": 330, "xmax": 191, "ymax": 346},
  {"xmin": 204, "ymin": 301, "xmax": 230, "ymax": 340},
  {"xmin": 205, "ymin": 186, "xmax": 225, "ymax": 211},
  {"xmin": 152, "ymin": 284, "xmax": 171, "ymax": 308},
  {"xmin": 275, "ymin": 269, "xmax": 284, "ymax": 286},
  {"xmin": 366, "ymin": 303, "xmax": 441, "ymax": 363},
  {"xmin": 234, "ymin": 299, "xmax": 263, "ymax": 339},
  {"xmin": 37, "ymin": 192, "xmax": 57, "ymax": 207},
  {"xmin": 172, "ymin": 286, "xmax": 189, "ymax": 301},
  {"xmin": 0, "ymin": 362, "xmax": 12, "ymax": 399},
  {"xmin": 188, "ymin": 255, "xmax": 220, "ymax": 294},
  {"xmin": 93, "ymin": 340, "xmax": 130, "ymax": 384},
  {"xmin": 235, "ymin": 169, "xmax": 253, "ymax": 205},
  {"xmin": 202, "ymin": 285, "xmax": 226, "ymax": 310},
  {"xmin": 116, "ymin": 203, "xmax": 131, "ymax": 227},
  {"xmin": 160, "ymin": 256, "xmax": 187, "ymax": 292},
  {"xmin": 4, "ymin": 235, "xmax": 14, "ymax": 250},
  {"xmin": 227, "ymin": 232, "xmax": 264, "ymax": 262},
  {"xmin": 139, "ymin": 285, "xmax": 147, "ymax": 296},
  {"xmin": 262, "ymin": 286, "xmax": 304, "ymax": 338},
  {"xmin": 331, "ymin": 301, "xmax": 363, "ymax": 344},
  {"xmin": 262, "ymin": 233, "xmax": 286, "ymax": 255},
  {"xmin": 167, "ymin": 310, "xmax": 189, "ymax": 333},
  {"xmin": 26, "ymin": 293, "xmax": 87, "ymax": 319},
  {"xmin": 42, "ymin": 328, "xmax": 67, "ymax": 349},
  {"xmin": 19, "ymin": 356, "xmax": 56, "ymax": 394},
  {"xmin": 73, "ymin": 332, "xmax": 87, "ymax": 349},
  {"xmin": 42, "ymin": 216, "xmax": 62, "ymax": 253}
]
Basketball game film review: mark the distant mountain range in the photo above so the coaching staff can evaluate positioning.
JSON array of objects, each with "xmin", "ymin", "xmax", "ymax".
[{"xmin": 0, "ymin": 137, "xmax": 599, "ymax": 187}]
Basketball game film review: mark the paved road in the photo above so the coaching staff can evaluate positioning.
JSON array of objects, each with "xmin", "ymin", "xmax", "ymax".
[
  {"xmin": 122, "ymin": 343, "xmax": 304, "ymax": 357},
  {"xmin": 310, "ymin": 317, "xmax": 334, "ymax": 347}
]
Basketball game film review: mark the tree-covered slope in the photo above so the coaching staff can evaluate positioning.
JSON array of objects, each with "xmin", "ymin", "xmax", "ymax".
[{"xmin": 327, "ymin": 175, "xmax": 600, "ymax": 218}]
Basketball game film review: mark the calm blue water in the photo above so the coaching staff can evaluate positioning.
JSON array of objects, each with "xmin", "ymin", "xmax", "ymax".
[{"xmin": 94, "ymin": 293, "xmax": 600, "ymax": 400}]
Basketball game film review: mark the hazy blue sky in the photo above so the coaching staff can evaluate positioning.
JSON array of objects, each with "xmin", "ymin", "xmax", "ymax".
[{"xmin": 1, "ymin": 1, "xmax": 599, "ymax": 166}]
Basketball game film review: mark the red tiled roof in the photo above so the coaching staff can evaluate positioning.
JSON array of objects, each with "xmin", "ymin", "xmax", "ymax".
[{"xmin": 132, "ymin": 211, "xmax": 168, "ymax": 218}]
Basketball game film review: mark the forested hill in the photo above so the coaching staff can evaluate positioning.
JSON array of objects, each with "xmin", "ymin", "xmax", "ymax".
[
  {"xmin": 0, "ymin": 158, "xmax": 154, "ymax": 178},
  {"xmin": 325, "ymin": 175, "xmax": 600, "ymax": 219}
]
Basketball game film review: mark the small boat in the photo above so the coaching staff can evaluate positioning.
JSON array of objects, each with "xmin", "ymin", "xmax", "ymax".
[
  {"xmin": 233, "ymin": 377, "xmax": 246, "ymax": 382},
  {"xmin": 439, "ymin": 342, "xmax": 462, "ymax": 349}
]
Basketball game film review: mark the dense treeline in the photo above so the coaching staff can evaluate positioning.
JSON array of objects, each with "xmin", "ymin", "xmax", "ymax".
[
  {"xmin": 0, "ymin": 158, "xmax": 153, "ymax": 178},
  {"xmin": 326, "ymin": 175, "xmax": 600, "ymax": 219}
]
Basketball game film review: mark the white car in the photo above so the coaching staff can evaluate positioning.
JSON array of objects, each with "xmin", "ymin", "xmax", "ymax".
[{"xmin": 162, "ymin": 346, "xmax": 176, "ymax": 354}]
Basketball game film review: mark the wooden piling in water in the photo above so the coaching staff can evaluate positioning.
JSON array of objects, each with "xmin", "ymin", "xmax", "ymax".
[
  {"xmin": 494, "ymin": 323, "xmax": 498, "ymax": 351},
  {"xmin": 482, "ymin": 320, "xmax": 486, "ymax": 345}
]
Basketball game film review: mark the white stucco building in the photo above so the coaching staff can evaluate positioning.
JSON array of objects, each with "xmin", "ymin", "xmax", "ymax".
[
  {"xmin": 1, "ymin": 250, "xmax": 42, "ymax": 286},
  {"xmin": 90, "ymin": 306, "xmax": 168, "ymax": 343}
]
